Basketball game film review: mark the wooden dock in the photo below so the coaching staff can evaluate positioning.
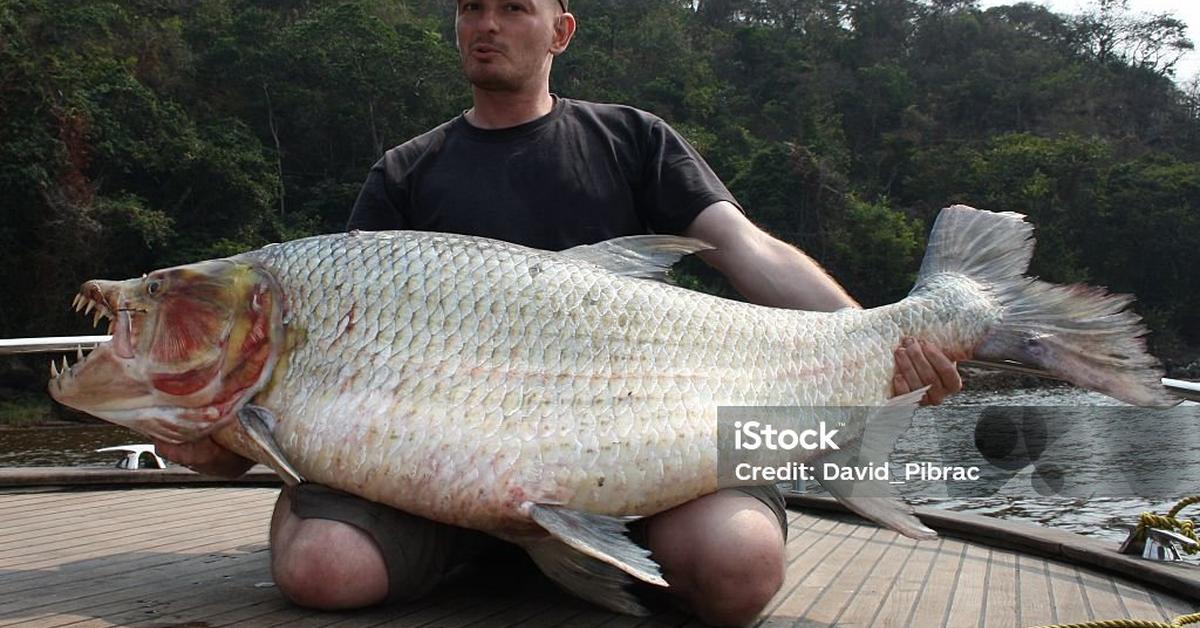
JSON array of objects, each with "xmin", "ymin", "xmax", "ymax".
[{"xmin": 1, "ymin": 481, "xmax": 1197, "ymax": 627}]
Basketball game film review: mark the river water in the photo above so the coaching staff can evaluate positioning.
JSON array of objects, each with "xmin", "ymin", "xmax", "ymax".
[
  {"xmin": 3, "ymin": 387, "xmax": 1198, "ymax": 549},
  {"xmin": 882, "ymin": 386, "xmax": 1200, "ymax": 547}
]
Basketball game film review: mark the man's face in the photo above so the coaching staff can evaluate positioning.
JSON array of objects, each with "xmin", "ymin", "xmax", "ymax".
[{"xmin": 455, "ymin": 0, "xmax": 569, "ymax": 92}]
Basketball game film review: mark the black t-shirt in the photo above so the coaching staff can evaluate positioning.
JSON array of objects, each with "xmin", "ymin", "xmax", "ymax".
[{"xmin": 346, "ymin": 97, "xmax": 737, "ymax": 251}]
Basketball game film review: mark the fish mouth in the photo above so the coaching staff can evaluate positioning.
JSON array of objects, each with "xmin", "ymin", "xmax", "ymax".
[
  {"xmin": 51, "ymin": 282, "xmax": 139, "ymax": 384},
  {"xmin": 48, "ymin": 260, "xmax": 287, "ymax": 444},
  {"xmin": 48, "ymin": 281, "xmax": 149, "ymax": 408}
]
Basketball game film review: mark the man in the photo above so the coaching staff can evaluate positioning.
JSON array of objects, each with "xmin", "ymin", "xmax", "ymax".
[{"xmin": 157, "ymin": 0, "xmax": 962, "ymax": 624}]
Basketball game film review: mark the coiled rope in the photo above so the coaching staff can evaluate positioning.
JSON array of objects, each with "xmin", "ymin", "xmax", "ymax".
[
  {"xmin": 1027, "ymin": 497, "xmax": 1200, "ymax": 628},
  {"xmin": 1131, "ymin": 495, "xmax": 1200, "ymax": 556},
  {"xmin": 1027, "ymin": 612, "xmax": 1200, "ymax": 628}
]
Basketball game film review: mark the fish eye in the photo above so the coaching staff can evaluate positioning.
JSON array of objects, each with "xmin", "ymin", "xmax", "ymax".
[{"xmin": 146, "ymin": 279, "xmax": 162, "ymax": 296}]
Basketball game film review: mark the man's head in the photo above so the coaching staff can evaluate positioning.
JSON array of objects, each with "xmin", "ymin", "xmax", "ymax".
[{"xmin": 455, "ymin": 0, "xmax": 576, "ymax": 93}]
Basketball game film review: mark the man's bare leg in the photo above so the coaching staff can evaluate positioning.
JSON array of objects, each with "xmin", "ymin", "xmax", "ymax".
[
  {"xmin": 268, "ymin": 489, "xmax": 389, "ymax": 609},
  {"xmin": 266, "ymin": 487, "xmax": 785, "ymax": 624},
  {"xmin": 645, "ymin": 489, "xmax": 786, "ymax": 626}
]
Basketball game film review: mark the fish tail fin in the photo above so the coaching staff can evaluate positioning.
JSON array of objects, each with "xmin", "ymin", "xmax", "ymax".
[{"xmin": 916, "ymin": 205, "xmax": 1175, "ymax": 407}]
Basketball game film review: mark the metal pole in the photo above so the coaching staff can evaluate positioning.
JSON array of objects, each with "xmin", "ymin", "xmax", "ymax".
[{"xmin": 0, "ymin": 336, "xmax": 113, "ymax": 355}]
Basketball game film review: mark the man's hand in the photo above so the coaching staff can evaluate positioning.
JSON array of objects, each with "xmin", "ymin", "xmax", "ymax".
[
  {"xmin": 154, "ymin": 437, "xmax": 255, "ymax": 479},
  {"xmin": 892, "ymin": 338, "xmax": 962, "ymax": 405}
]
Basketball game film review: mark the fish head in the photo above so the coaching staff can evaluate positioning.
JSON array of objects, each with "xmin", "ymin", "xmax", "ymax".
[{"xmin": 48, "ymin": 259, "xmax": 285, "ymax": 444}]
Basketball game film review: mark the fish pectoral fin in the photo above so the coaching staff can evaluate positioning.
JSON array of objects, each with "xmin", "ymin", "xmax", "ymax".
[
  {"xmin": 525, "ymin": 536, "xmax": 654, "ymax": 616},
  {"xmin": 237, "ymin": 405, "xmax": 305, "ymax": 486},
  {"xmin": 816, "ymin": 387, "xmax": 937, "ymax": 540},
  {"xmin": 559, "ymin": 235, "xmax": 712, "ymax": 283},
  {"xmin": 527, "ymin": 504, "xmax": 667, "ymax": 588}
]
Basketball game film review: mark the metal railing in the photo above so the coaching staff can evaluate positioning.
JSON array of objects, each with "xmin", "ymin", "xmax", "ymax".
[{"xmin": 0, "ymin": 336, "xmax": 112, "ymax": 355}]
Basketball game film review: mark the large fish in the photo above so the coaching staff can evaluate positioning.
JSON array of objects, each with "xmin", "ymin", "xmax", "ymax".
[{"xmin": 48, "ymin": 205, "xmax": 1176, "ymax": 613}]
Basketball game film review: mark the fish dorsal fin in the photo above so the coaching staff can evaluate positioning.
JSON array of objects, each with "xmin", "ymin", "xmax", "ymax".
[{"xmin": 560, "ymin": 235, "xmax": 713, "ymax": 282}]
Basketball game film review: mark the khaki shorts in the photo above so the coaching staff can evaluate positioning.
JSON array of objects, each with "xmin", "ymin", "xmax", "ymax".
[{"xmin": 287, "ymin": 483, "xmax": 788, "ymax": 605}]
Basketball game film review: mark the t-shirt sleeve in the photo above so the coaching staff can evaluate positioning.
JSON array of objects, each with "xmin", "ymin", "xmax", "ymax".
[
  {"xmin": 346, "ymin": 155, "xmax": 407, "ymax": 231},
  {"xmin": 637, "ymin": 118, "xmax": 740, "ymax": 234}
]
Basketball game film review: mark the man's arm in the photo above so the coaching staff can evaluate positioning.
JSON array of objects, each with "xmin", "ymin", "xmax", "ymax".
[{"xmin": 682, "ymin": 201, "xmax": 962, "ymax": 404}]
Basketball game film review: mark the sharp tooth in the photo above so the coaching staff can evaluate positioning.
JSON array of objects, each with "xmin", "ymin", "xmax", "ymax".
[
  {"xmin": 62, "ymin": 356, "xmax": 70, "ymax": 373},
  {"xmin": 93, "ymin": 310, "xmax": 103, "ymax": 328},
  {"xmin": 76, "ymin": 346, "xmax": 84, "ymax": 361},
  {"xmin": 50, "ymin": 360, "xmax": 59, "ymax": 378},
  {"xmin": 84, "ymin": 300, "xmax": 95, "ymax": 316},
  {"xmin": 72, "ymin": 294, "xmax": 83, "ymax": 311}
]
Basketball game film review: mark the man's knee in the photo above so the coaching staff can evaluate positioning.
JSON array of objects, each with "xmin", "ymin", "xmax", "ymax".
[
  {"xmin": 689, "ymin": 534, "xmax": 784, "ymax": 625},
  {"xmin": 270, "ymin": 503, "xmax": 389, "ymax": 610},
  {"xmin": 647, "ymin": 490, "xmax": 786, "ymax": 625}
]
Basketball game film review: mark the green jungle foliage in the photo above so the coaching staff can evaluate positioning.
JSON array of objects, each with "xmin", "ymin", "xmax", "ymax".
[{"xmin": 2, "ymin": 0, "xmax": 1198, "ymax": 365}]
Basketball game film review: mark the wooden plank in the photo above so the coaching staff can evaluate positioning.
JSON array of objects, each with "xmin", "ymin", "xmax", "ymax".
[
  {"xmin": 0, "ymin": 518, "xmax": 270, "ymax": 602},
  {"xmin": 0, "ymin": 535, "xmax": 270, "ymax": 624},
  {"xmin": 763, "ymin": 521, "xmax": 878, "ymax": 623},
  {"xmin": 0, "ymin": 500, "xmax": 270, "ymax": 571},
  {"xmin": 191, "ymin": 596, "xmax": 294, "ymax": 627},
  {"xmin": 1045, "ymin": 559, "xmax": 1092, "ymax": 624},
  {"xmin": 1015, "ymin": 552, "xmax": 1057, "ymax": 626},
  {"xmin": 492, "ymin": 604, "xmax": 591, "ymax": 628},
  {"xmin": 1150, "ymin": 588, "xmax": 1200, "ymax": 619},
  {"xmin": 981, "ymin": 547, "xmax": 1020, "ymax": 628},
  {"xmin": 0, "ymin": 488, "xmax": 271, "ymax": 547},
  {"xmin": 755, "ymin": 516, "xmax": 851, "ymax": 622},
  {"xmin": 347, "ymin": 594, "xmax": 496, "ymax": 628},
  {"xmin": 943, "ymin": 542, "xmax": 990, "ymax": 628},
  {"xmin": 5, "ymin": 488, "xmax": 1200, "ymax": 628},
  {"xmin": 0, "ymin": 514, "xmax": 268, "ymax": 595},
  {"xmin": 0, "ymin": 488, "xmax": 211, "ymax": 529},
  {"xmin": 450, "ymin": 597, "xmax": 561, "ymax": 628},
  {"xmin": 1112, "ymin": 574, "xmax": 1183, "ymax": 622},
  {"xmin": 867, "ymin": 539, "xmax": 942, "ymax": 628},
  {"xmin": 834, "ymin": 532, "xmax": 923, "ymax": 626},
  {"xmin": 1076, "ymin": 562, "xmax": 1129, "ymax": 622},
  {"xmin": 0, "ymin": 489, "xmax": 135, "ymax": 511},
  {"xmin": 905, "ymin": 538, "xmax": 967, "ymax": 625},
  {"xmin": 0, "ymin": 552, "xmax": 269, "ymax": 628},
  {"xmin": 235, "ymin": 601, "xmax": 417, "ymax": 628},
  {"xmin": 0, "ymin": 466, "xmax": 280, "ymax": 488},
  {"xmin": 557, "ymin": 608, "xmax": 627, "ymax": 628},
  {"xmin": 801, "ymin": 527, "xmax": 894, "ymax": 625},
  {"xmin": 0, "ymin": 520, "xmax": 270, "ymax": 596}
]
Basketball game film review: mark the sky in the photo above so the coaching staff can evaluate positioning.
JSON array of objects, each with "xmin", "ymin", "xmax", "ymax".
[{"xmin": 976, "ymin": 0, "xmax": 1200, "ymax": 83}]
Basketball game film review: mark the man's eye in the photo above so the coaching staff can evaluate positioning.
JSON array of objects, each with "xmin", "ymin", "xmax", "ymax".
[{"xmin": 504, "ymin": 3, "xmax": 525, "ymax": 11}]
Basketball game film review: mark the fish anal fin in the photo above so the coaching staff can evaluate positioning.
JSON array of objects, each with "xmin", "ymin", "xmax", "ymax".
[
  {"xmin": 526, "ymin": 503, "xmax": 667, "ymax": 588},
  {"xmin": 817, "ymin": 387, "xmax": 937, "ymax": 540},
  {"xmin": 525, "ymin": 537, "xmax": 654, "ymax": 616}
]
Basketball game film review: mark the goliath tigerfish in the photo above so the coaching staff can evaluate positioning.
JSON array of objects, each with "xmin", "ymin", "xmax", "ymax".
[{"xmin": 48, "ymin": 205, "xmax": 1177, "ymax": 614}]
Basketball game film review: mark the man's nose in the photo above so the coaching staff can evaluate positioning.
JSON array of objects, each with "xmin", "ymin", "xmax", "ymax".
[{"xmin": 475, "ymin": 6, "xmax": 501, "ymax": 32}]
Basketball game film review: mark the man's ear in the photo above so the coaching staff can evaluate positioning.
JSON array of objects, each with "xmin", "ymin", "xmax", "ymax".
[{"xmin": 550, "ymin": 12, "xmax": 576, "ymax": 55}]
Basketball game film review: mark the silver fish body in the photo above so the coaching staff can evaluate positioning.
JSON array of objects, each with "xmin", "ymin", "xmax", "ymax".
[{"xmin": 231, "ymin": 229, "xmax": 983, "ymax": 533}]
